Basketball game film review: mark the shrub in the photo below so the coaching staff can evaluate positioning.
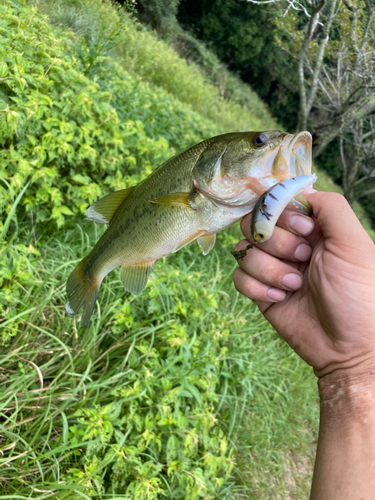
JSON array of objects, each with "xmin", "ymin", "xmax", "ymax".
[
  {"xmin": 0, "ymin": 0, "xmax": 220, "ymax": 232},
  {"xmin": 34, "ymin": 0, "xmax": 277, "ymax": 133}
]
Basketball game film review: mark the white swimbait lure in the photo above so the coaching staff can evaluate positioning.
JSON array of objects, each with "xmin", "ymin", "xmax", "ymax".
[{"xmin": 232, "ymin": 174, "xmax": 317, "ymax": 260}]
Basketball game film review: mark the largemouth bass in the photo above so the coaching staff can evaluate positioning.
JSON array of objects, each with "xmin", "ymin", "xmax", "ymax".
[{"xmin": 66, "ymin": 130, "xmax": 312, "ymax": 325}]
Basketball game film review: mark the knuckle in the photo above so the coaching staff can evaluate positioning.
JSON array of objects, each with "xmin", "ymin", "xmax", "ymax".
[
  {"xmin": 315, "ymin": 190, "xmax": 348, "ymax": 209},
  {"xmin": 327, "ymin": 191, "xmax": 349, "ymax": 209}
]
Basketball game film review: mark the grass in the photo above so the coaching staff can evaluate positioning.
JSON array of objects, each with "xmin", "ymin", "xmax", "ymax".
[{"xmin": 0, "ymin": 214, "xmax": 319, "ymax": 498}]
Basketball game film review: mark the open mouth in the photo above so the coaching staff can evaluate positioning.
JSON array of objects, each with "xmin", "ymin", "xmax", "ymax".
[
  {"xmin": 270, "ymin": 131, "xmax": 313, "ymax": 215},
  {"xmin": 286, "ymin": 131, "xmax": 312, "ymax": 177}
]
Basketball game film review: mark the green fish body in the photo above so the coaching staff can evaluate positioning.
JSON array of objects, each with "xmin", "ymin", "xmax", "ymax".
[{"xmin": 66, "ymin": 130, "xmax": 312, "ymax": 325}]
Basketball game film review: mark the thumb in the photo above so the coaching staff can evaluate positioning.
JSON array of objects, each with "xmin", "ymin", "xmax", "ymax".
[{"xmin": 305, "ymin": 191, "xmax": 372, "ymax": 249}]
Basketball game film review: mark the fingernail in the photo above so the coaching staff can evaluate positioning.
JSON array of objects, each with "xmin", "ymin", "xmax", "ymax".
[
  {"xmin": 294, "ymin": 243, "xmax": 312, "ymax": 262},
  {"xmin": 281, "ymin": 273, "xmax": 303, "ymax": 290},
  {"xmin": 268, "ymin": 288, "xmax": 286, "ymax": 301},
  {"xmin": 290, "ymin": 215, "xmax": 314, "ymax": 236}
]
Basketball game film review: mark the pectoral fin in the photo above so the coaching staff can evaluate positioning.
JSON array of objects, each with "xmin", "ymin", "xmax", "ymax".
[
  {"xmin": 119, "ymin": 262, "xmax": 155, "ymax": 295},
  {"xmin": 150, "ymin": 192, "xmax": 195, "ymax": 208},
  {"xmin": 85, "ymin": 186, "xmax": 136, "ymax": 224},
  {"xmin": 197, "ymin": 234, "xmax": 216, "ymax": 255},
  {"xmin": 174, "ymin": 230, "xmax": 206, "ymax": 252}
]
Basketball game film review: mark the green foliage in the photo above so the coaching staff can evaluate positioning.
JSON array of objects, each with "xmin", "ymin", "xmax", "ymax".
[
  {"xmin": 2, "ymin": 0, "xmax": 368, "ymax": 499},
  {"xmin": 135, "ymin": 0, "xmax": 181, "ymax": 36},
  {"xmin": 0, "ymin": 0, "xmax": 220, "ymax": 233},
  {"xmin": 0, "ymin": 224, "xmax": 318, "ymax": 499},
  {"xmin": 173, "ymin": 30, "xmax": 277, "ymax": 124},
  {"xmin": 65, "ymin": 308, "xmax": 235, "ymax": 497},
  {"xmin": 178, "ymin": 0, "xmax": 277, "ymax": 84},
  {"xmin": 34, "ymin": 0, "xmax": 277, "ymax": 133},
  {"xmin": 177, "ymin": 0, "xmax": 299, "ymax": 130}
]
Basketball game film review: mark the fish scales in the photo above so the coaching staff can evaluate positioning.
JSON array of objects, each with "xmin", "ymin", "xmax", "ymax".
[{"xmin": 85, "ymin": 145, "xmax": 222, "ymax": 273}]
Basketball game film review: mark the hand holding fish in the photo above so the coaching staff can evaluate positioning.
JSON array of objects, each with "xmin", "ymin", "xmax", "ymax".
[
  {"xmin": 234, "ymin": 191, "xmax": 375, "ymax": 497},
  {"xmin": 233, "ymin": 190, "xmax": 375, "ymax": 376}
]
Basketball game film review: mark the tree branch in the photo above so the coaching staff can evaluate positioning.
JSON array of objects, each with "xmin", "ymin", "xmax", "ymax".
[
  {"xmin": 297, "ymin": 0, "xmax": 327, "ymax": 131},
  {"xmin": 314, "ymin": 91, "xmax": 375, "ymax": 157},
  {"xmin": 357, "ymin": 186, "xmax": 375, "ymax": 199},
  {"xmin": 305, "ymin": 0, "xmax": 338, "ymax": 113}
]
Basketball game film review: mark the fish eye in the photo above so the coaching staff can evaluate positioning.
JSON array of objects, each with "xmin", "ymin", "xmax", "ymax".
[{"xmin": 252, "ymin": 133, "xmax": 268, "ymax": 148}]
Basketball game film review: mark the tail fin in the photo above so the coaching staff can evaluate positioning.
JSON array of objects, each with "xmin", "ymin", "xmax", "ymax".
[{"xmin": 65, "ymin": 258, "xmax": 102, "ymax": 326}]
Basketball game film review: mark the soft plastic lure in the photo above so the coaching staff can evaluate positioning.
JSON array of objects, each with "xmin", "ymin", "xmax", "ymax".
[{"xmin": 232, "ymin": 174, "xmax": 317, "ymax": 260}]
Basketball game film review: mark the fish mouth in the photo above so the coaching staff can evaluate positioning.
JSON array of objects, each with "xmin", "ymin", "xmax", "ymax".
[
  {"xmin": 268, "ymin": 131, "xmax": 313, "ymax": 215},
  {"xmin": 286, "ymin": 131, "xmax": 313, "ymax": 214},
  {"xmin": 195, "ymin": 130, "xmax": 313, "ymax": 217},
  {"xmin": 285, "ymin": 131, "xmax": 312, "ymax": 177},
  {"xmin": 261, "ymin": 131, "xmax": 312, "ymax": 180}
]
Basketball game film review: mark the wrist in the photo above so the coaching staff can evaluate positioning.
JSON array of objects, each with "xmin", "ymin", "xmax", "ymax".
[
  {"xmin": 312, "ymin": 357, "xmax": 375, "ymax": 500},
  {"xmin": 317, "ymin": 357, "xmax": 375, "ymax": 415}
]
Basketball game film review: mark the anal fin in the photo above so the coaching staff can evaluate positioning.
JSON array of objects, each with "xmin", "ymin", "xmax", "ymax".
[
  {"xmin": 197, "ymin": 234, "xmax": 216, "ymax": 255},
  {"xmin": 85, "ymin": 186, "xmax": 136, "ymax": 224},
  {"xmin": 119, "ymin": 262, "xmax": 155, "ymax": 295}
]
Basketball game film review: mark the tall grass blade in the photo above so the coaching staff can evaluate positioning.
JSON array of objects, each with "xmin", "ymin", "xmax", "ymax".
[{"xmin": 1, "ymin": 180, "xmax": 30, "ymax": 241}]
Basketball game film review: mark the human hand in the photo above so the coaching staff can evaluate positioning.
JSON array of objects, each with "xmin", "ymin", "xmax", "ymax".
[{"xmin": 233, "ymin": 190, "xmax": 375, "ymax": 378}]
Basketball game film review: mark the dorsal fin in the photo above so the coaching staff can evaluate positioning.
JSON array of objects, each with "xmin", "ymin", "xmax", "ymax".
[{"xmin": 85, "ymin": 186, "xmax": 136, "ymax": 224}]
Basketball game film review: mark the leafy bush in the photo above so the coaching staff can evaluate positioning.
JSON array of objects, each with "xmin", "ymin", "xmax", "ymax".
[
  {"xmin": 0, "ymin": 1, "xmax": 344, "ymax": 499},
  {"xmin": 0, "ymin": 3, "xmax": 236, "ymax": 497},
  {"xmin": 34, "ymin": 0, "xmax": 277, "ymax": 133},
  {"xmin": 0, "ymin": 0, "xmax": 220, "ymax": 232},
  {"xmin": 66, "ymin": 287, "xmax": 235, "ymax": 497}
]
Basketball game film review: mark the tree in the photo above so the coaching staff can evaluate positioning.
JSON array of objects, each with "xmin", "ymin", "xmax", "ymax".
[
  {"xmin": 311, "ymin": 0, "xmax": 375, "ymax": 155},
  {"xmin": 308, "ymin": 0, "xmax": 375, "ymax": 205},
  {"xmin": 177, "ymin": 0, "xmax": 301, "ymax": 129},
  {"xmin": 267, "ymin": 0, "xmax": 375, "ymax": 205},
  {"xmin": 271, "ymin": 0, "xmax": 374, "ymax": 141},
  {"xmin": 339, "ymin": 117, "xmax": 375, "ymax": 206}
]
